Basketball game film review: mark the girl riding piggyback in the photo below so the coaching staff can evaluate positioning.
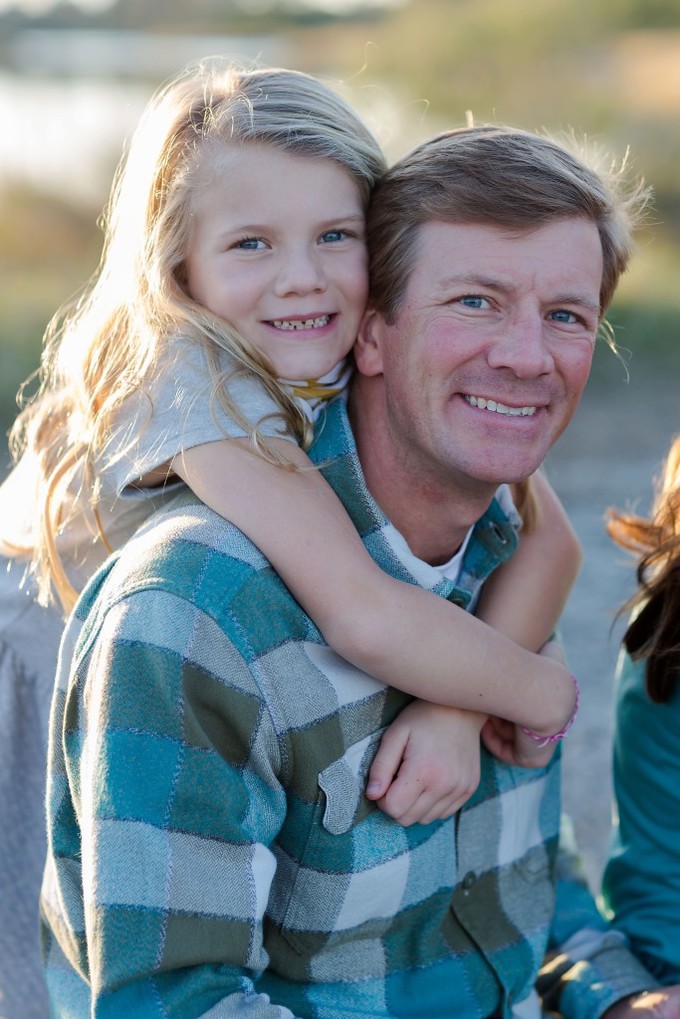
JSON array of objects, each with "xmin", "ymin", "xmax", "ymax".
[{"xmin": 15, "ymin": 60, "xmax": 580, "ymax": 821}]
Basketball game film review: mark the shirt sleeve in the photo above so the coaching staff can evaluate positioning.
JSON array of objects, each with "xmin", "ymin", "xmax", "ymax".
[
  {"xmin": 537, "ymin": 816, "xmax": 657, "ymax": 1019},
  {"xmin": 98, "ymin": 335, "xmax": 296, "ymax": 499},
  {"xmin": 42, "ymin": 584, "xmax": 300, "ymax": 1016}
]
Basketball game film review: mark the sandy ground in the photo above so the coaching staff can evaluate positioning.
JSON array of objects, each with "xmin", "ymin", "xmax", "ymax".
[{"xmin": 545, "ymin": 349, "xmax": 678, "ymax": 891}]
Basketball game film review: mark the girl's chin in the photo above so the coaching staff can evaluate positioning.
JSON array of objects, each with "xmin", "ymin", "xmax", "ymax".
[{"xmin": 278, "ymin": 358, "xmax": 345, "ymax": 383}]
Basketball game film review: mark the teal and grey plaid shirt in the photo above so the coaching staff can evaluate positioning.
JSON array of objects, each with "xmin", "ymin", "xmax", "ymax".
[{"xmin": 40, "ymin": 398, "xmax": 654, "ymax": 1018}]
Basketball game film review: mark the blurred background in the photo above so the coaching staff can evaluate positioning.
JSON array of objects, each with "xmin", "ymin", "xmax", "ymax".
[{"xmin": 0, "ymin": 0, "xmax": 678, "ymax": 886}]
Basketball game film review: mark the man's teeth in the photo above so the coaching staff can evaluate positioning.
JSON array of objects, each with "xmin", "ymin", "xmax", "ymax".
[
  {"xmin": 271, "ymin": 316, "xmax": 330, "ymax": 330},
  {"xmin": 465, "ymin": 395, "xmax": 536, "ymax": 417}
]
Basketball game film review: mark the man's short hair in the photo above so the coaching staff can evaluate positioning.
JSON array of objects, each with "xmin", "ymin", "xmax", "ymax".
[{"xmin": 367, "ymin": 125, "xmax": 649, "ymax": 322}]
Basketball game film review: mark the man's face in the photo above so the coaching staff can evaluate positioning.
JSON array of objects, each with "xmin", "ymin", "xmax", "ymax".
[{"xmin": 356, "ymin": 218, "xmax": 602, "ymax": 496}]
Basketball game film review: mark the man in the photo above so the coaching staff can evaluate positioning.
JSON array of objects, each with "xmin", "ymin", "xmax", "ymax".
[{"xmin": 40, "ymin": 127, "xmax": 677, "ymax": 1017}]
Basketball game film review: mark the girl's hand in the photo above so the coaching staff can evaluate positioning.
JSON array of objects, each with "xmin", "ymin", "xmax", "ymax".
[
  {"xmin": 480, "ymin": 640, "xmax": 574, "ymax": 768},
  {"xmin": 365, "ymin": 702, "xmax": 486, "ymax": 826},
  {"xmin": 480, "ymin": 716, "xmax": 557, "ymax": 769}
]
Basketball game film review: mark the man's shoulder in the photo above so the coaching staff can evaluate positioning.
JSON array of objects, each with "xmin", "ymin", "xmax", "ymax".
[
  {"xmin": 123, "ymin": 488, "xmax": 267, "ymax": 577},
  {"xmin": 64, "ymin": 489, "xmax": 315, "ymax": 692},
  {"xmin": 77, "ymin": 490, "xmax": 280, "ymax": 628}
]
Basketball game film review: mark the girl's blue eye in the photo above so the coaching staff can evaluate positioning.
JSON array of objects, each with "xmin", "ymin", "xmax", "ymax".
[
  {"xmin": 321, "ymin": 229, "xmax": 347, "ymax": 243},
  {"xmin": 235, "ymin": 237, "xmax": 265, "ymax": 251}
]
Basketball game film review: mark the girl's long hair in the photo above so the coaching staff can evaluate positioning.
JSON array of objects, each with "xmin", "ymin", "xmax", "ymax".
[
  {"xmin": 9, "ymin": 60, "xmax": 386, "ymax": 611},
  {"xmin": 607, "ymin": 434, "xmax": 680, "ymax": 703}
]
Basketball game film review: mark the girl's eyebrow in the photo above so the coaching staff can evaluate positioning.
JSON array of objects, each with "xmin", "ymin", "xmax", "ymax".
[
  {"xmin": 215, "ymin": 211, "xmax": 366, "ymax": 237},
  {"xmin": 215, "ymin": 222, "xmax": 267, "ymax": 236},
  {"xmin": 316, "ymin": 212, "xmax": 367, "ymax": 228}
]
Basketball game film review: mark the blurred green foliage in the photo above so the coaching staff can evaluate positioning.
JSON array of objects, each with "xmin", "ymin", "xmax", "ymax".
[
  {"xmin": 1, "ymin": 0, "xmax": 679, "ymax": 443},
  {"xmin": 0, "ymin": 183, "xmax": 102, "ymax": 438}
]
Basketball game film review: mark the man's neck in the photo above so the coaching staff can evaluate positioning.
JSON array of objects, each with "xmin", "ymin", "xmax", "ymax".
[{"xmin": 348, "ymin": 383, "xmax": 497, "ymax": 566}]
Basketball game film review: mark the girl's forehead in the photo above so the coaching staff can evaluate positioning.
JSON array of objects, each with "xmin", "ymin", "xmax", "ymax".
[
  {"xmin": 201, "ymin": 138, "xmax": 278, "ymax": 170},
  {"xmin": 184, "ymin": 141, "xmax": 366, "ymax": 232},
  {"xmin": 193, "ymin": 140, "xmax": 363, "ymax": 200}
]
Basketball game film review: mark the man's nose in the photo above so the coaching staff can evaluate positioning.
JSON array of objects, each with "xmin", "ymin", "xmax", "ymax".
[
  {"xmin": 273, "ymin": 249, "xmax": 327, "ymax": 297},
  {"xmin": 486, "ymin": 310, "xmax": 555, "ymax": 377}
]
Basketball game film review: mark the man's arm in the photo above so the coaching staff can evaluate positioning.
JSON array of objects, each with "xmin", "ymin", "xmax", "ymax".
[{"xmin": 42, "ymin": 585, "xmax": 298, "ymax": 1016}]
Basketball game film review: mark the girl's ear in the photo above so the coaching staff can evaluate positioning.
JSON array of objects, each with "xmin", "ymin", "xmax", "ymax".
[{"xmin": 354, "ymin": 309, "xmax": 386, "ymax": 378}]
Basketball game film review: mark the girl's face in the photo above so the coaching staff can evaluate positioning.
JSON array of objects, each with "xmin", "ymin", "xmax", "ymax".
[{"xmin": 184, "ymin": 142, "xmax": 368, "ymax": 380}]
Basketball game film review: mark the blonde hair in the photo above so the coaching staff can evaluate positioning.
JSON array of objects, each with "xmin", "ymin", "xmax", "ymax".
[
  {"xmin": 607, "ymin": 435, "xmax": 680, "ymax": 704},
  {"xmin": 10, "ymin": 60, "xmax": 386, "ymax": 610}
]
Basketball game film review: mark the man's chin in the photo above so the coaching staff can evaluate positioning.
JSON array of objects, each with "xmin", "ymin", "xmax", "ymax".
[{"xmin": 466, "ymin": 452, "xmax": 548, "ymax": 488}]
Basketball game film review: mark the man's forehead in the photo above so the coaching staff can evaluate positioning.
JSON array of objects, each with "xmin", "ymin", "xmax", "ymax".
[
  {"xmin": 414, "ymin": 215, "xmax": 597, "ymax": 247},
  {"xmin": 408, "ymin": 217, "xmax": 603, "ymax": 300}
]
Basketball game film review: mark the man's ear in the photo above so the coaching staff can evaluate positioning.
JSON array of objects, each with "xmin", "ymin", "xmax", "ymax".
[{"xmin": 354, "ymin": 309, "xmax": 386, "ymax": 378}]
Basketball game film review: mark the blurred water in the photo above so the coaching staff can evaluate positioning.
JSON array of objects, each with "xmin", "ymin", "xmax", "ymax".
[
  {"xmin": 0, "ymin": 69, "xmax": 150, "ymax": 202},
  {"xmin": 0, "ymin": 31, "xmax": 289, "ymax": 202},
  {"xmin": 0, "ymin": 34, "xmax": 434, "ymax": 204}
]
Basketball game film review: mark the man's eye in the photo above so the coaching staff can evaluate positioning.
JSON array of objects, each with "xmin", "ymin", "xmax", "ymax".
[
  {"xmin": 459, "ymin": 295, "xmax": 490, "ymax": 309},
  {"xmin": 550, "ymin": 310, "xmax": 578, "ymax": 324}
]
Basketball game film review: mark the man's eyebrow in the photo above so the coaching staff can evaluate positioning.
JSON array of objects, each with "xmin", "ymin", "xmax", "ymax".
[
  {"xmin": 431, "ymin": 273, "xmax": 513, "ymax": 295},
  {"xmin": 432, "ymin": 275, "xmax": 601, "ymax": 312},
  {"xmin": 552, "ymin": 293, "xmax": 602, "ymax": 314}
]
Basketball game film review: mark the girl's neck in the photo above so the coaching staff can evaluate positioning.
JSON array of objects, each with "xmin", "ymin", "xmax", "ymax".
[{"xmin": 282, "ymin": 358, "xmax": 352, "ymax": 423}]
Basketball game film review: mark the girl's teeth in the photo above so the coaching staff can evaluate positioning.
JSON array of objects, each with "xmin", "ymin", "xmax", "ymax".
[
  {"xmin": 465, "ymin": 395, "xmax": 536, "ymax": 417},
  {"xmin": 272, "ymin": 316, "xmax": 330, "ymax": 330}
]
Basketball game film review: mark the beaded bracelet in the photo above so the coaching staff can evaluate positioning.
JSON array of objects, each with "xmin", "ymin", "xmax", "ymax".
[{"xmin": 520, "ymin": 673, "xmax": 580, "ymax": 749}]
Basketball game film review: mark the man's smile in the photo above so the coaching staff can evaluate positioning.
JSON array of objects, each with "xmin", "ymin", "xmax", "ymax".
[{"xmin": 464, "ymin": 394, "xmax": 537, "ymax": 417}]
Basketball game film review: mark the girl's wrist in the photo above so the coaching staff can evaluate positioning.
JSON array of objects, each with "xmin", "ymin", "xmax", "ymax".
[{"xmin": 520, "ymin": 672, "xmax": 580, "ymax": 748}]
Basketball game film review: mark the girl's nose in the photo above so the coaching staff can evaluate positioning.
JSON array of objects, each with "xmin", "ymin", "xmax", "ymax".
[{"xmin": 273, "ymin": 250, "xmax": 327, "ymax": 297}]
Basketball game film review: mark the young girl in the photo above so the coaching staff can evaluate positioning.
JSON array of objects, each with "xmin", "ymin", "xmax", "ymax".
[
  {"xmin": 601, "ymin": 435, "xmax": 680, "ymax": 984},
  {"xmin": 12, "ymin": 60, "xmax": 579, "ymax": 823}
]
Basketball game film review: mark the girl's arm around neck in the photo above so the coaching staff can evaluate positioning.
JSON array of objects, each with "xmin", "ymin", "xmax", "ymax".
[
  {"xmin": 173, "ymin": 438, "xmax": 577, "ymax": 737},
  {"xmin": 476, "ymin": 470, "xmax": 582, "ymax": 650}
]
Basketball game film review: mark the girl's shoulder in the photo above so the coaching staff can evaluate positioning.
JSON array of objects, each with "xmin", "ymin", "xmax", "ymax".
[{"xmin": 98, "ymin": 335, "xmax": 294, "ymax": 501}]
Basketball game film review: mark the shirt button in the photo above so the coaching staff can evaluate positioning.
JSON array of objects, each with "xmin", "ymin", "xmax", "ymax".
[{"xmin": 462, "ymin": 871, "xmax": 477, "ymax": 891}]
